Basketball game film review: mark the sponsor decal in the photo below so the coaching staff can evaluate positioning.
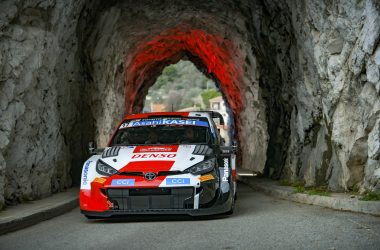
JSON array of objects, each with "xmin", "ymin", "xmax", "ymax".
[
  {"xmin": 140, "ymin": 147, "xmax": 173, "ymax": 152},
  {"xmin": 82, "ymin": 160, "xmax": 92, "ymax": 185},
  {"xmin": 133, "ymin": 145, "xmax": 178, "ymax": 153},
  {"xmin": 119, "ymin": 122, "xmax": 130, "ymax": 129},
  {"xmin": 132, "ymin": 153, "xmax": 176, "ymax": 159},
  {"xmin": 111, "ymin": 179, "xmax": 135, "ymax": 186},
  {"xmin": 121, "ymin": 118, "xmax": 209, "ymax": 128},
  {"xmin": 166, "ymin": 178, "xmax": 190, "ymax": 185},
  {"xmin": 222, "ymin": 158, "xmax": 229, "ymax": 182}
]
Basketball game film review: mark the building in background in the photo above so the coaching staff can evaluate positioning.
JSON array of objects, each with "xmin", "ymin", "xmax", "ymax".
[
  {"xmin": 150, "ymin": 103, "xmax": 166, "ymax": 112},
  {"xmin": 177, "ymin": 106, "xmax": 201, "ymax": 112}
]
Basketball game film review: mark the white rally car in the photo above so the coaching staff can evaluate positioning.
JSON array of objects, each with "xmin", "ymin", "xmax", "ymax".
[{"xmin": 80, "ymin": 111, "xmax": 237, "ymax": 218}]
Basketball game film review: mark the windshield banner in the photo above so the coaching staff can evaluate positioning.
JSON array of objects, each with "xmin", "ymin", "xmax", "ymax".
[{"xmin": 120, "ymin": 118, "xmax": 209, "ymax": 128}]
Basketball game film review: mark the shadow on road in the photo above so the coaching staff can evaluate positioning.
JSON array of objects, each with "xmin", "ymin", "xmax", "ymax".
[{"xmin": 89, "ymin": 214, "xmax": 228, "ymax": 224}]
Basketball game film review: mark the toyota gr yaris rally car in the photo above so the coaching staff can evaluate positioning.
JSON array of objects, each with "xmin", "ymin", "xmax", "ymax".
[{"xmin": 80, "ymin": 111, "xmax": 237, "ymax": 218}]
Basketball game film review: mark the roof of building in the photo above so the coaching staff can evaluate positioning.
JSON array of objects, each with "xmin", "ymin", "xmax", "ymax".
[
  {"xmin": 177, "ymin": 106, "xmax": 201, "ymax": 112},
  {"xmin": 209, "ymin": 96, "xmax": 223, "ymax": 103}
]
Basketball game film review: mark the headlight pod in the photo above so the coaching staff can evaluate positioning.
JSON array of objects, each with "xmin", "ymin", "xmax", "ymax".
[
  {"xmin": 185, "ymin": 158, "xmax": 216, "ymax": 175},
  {"xmin": 96, "ymin": 160, "xmax": 119, "ymax": 176}
]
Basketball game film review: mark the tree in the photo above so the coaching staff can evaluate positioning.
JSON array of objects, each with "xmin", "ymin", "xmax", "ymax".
[
  {"xmin": 145, "ymin": 60, "xmax": 222, "ymax": 111},
  {"xmin": 201, "ymin": 89, "xmax": 221, "ymax": 108}
]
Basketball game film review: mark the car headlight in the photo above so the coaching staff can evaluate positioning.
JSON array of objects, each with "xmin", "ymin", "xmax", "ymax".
[
  {"xmin": 96, "ymin": 160, "xmax": 119, "ymax": 176},
  {"xmin": 185, "ymin": 158, "xmax": 216, "ymax": 175}
]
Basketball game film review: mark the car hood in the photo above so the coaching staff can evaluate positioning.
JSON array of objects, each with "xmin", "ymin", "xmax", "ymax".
[{"xmin": 99, "ymin": 145, "xmax": 211, "ymax": 172}]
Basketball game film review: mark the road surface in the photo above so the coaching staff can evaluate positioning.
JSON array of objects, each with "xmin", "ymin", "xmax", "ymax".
[{"xmin": 1, "ymin": 183, "xmax": 379, "ymax": 250}]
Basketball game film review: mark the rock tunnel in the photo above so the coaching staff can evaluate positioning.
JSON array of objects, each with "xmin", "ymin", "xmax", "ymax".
[{"xmin": 0, "ymin": 0, "xmax": 379, "ymax": 208}]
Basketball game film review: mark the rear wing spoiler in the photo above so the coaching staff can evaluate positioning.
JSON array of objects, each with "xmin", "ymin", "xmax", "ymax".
[
  {"xmin": 193, "ymin": 111, "xmax": 224, "ymax": 125},
  {"xmin": 144, "ymin": 111, "xmax": 225, "ymax": 125},
  {"xmin": 210, "ymin": 111, "xmax": 224, "ymax": 125}
]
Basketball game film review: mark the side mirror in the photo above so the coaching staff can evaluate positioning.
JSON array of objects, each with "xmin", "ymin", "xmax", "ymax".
[
  {"xmin": 232, "ymin": 140, "xmax": 238, "ymax": 152},
  {"xmin": 88, "ymin": 141, "xmax": 96, "ymax": 155},
  {"xmin": 220, "ymin": 137, "xmax": 226, "ymax": 146}
]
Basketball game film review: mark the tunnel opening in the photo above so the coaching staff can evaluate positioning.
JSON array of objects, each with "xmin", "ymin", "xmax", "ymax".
[{"xmin": 143, "ymin": 59, "xmax": 235, "ymax": 145}]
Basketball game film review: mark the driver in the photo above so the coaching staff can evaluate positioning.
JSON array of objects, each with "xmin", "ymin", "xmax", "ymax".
[
  {"xmin": 180, "ymin": 127, "xmax": 195, "ymax": 143},
  {"xmin": 145, "ymin": 129, "xmax": 160, "ymax": 144}
]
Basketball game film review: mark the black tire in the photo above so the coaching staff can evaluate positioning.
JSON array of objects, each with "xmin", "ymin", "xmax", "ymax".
[
  {"xmin": 85, "ymin": 215, "xmax": 99, "ymax": 219},
  {"xmin": 225, "ymin": 196, "xmax": 235, "ymax": 215}
]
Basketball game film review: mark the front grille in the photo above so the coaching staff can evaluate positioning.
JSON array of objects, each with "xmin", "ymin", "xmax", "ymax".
[
  {"xmin": 118, "ymin": 172, "xmax": 144, "ymax": 176},
  {"xmin": 107, "ymin": 188, "xmax": 194, "ymax": 210},
  {"xmin": 129, "ymin": 188, "xmax": 171, "ymax": 196},
  {"xmin": 118, "ymin": 171, "xmax": 184, "ymax": 176},
  {"xmin": 157, "ymin": 171, "xmax": 183, "ymax": 176}
]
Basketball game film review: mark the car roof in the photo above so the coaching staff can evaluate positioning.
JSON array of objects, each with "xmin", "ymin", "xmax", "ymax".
[{"xmin": 124, "ymin": 112, "xmax": 211, "ymax": 120}]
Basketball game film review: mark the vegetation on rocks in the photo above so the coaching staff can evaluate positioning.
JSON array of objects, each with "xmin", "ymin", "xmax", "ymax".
[
  {"xmin": 281, "ymin": 180, "xmax": 331, "ymax": 196},
  {"xmin": 307, "ymin": 187, "xmax": 331, "ymax": 197},
  {"xmin": 145, "ymin": 60, "xmax": 220, "ymax": 111},
  {"xmin": 360, "ymin": 192, "xmax": 380, "ymax": 201}
]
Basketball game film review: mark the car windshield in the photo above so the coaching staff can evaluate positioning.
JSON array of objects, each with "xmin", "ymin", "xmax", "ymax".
[{"xmin": 110, "ymin": 117, "xmax": 211, "ymax": 146}]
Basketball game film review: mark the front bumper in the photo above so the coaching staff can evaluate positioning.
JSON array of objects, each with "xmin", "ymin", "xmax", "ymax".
[
  {"xmin": 80, "ymin": 173, "xmax": 232, "ymax": 217},
  {"xmin": 81, "ymin": 200, "xmax": 231, "ymax": 217}
]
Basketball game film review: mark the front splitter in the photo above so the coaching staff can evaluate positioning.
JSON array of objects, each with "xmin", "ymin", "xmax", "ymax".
[{"xmin": 81, "ymin": 199, "xmax": 232, "ymax": 217}]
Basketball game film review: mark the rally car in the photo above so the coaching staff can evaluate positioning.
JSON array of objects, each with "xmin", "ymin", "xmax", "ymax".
[{"xmin": 80, "ymin": 111, "xmax": 237, "ymax": 218}]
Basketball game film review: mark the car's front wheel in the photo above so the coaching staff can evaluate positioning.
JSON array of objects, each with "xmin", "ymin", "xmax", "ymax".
[
  {"xmin": 85, "ymin": 215, "xmax": 100, "ymax": 219},
  {"xmin": 225, "ymin": 196, "xmax": 235, "ymax": 215}
]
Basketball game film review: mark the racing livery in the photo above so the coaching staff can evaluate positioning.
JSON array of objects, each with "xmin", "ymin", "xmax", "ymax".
[{"xmin": 80, "ymin": 111, "xmax": 237, "ymax": 218}]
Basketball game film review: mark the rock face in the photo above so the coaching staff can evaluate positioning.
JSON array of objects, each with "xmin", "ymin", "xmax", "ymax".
[
  {"xmin": 0, "ymin": 0, "xmax": 379, "ymax": 208},
  {"xmin": 0, "ymin": 0, "xmax": 92, "ymax": 208}
]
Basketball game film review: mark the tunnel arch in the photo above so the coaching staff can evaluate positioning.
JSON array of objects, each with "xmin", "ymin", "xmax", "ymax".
[
  {"xmin": 124, "ymin": 25, "xmax": 245, "ymax": 119},
  {"xmin": 80, "ymin": 10, "xmax": 269, "ymax": 175}
]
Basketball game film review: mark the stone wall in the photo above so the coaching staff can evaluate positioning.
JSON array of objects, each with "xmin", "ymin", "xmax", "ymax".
[
  {"xmin": 0, "ymin": 0, "xmax": 90, "ymax": 209},
  {"xmin": 279, "ymin": 0, "xmax": 380, "ymax": 191}
]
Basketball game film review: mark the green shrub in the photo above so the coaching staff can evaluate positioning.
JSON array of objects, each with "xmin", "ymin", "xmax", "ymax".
[
  {"xmin": 360, "ymin": 192, "xmax": 380, "ymax": 201},
  {"xmin": 293, "ymin": 184, "xmax": 305, "ymax": 193},
  {"xmin": 201, "ymin": 89, "xmax": 221, "ymax": 107},
  {"xmin": 307, "ymin": 189, "xmax": 331, "ymax": 196},
  {"xmin": 280, "ymin": 179, "xmax": 292, "ymax": 186}
]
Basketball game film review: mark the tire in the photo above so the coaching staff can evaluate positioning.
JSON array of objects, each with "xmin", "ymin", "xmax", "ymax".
[
  {"xmin": 225, "ymin": 196, "xmax": 235, "ymax": 215},
  {"xmin": 85, "ymin": 215, "xmax": 99, "ymax": 219}
]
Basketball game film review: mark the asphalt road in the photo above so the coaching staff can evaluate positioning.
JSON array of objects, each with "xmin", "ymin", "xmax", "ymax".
[{"xmin": 1, "ymin": 183, "xmax": 379, "ymax": 250}]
